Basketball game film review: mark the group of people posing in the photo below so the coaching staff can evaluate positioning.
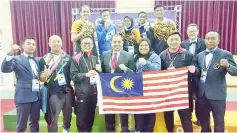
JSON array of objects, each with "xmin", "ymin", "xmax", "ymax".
[{"xmin": 1, "ymin": 4, "xmax": 237, "ymax": 133}]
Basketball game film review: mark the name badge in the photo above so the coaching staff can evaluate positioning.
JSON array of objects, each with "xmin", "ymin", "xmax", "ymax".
[
  {"xmin": 168, "ymin": 66, "xmax": 175, "ymax": 70},
  {"xmin": 142, "ymin": 32, "xmax": 147, "ymax": 38},
  {"xmin": 128, "ymin": 46, "xmax": 134, "ymax": 54},
  {"xmin": 90, "ymin": 76, "xmax": 96, "ymax": 85},
  {"xmin": 200, "ymin": 71, "xmax": 207, "ymax": 83},
  {"xmin": 58, "ymin": 74, "xmax": 67, "ymax": 86},
  {"xmin": 32, "ymin": 79, "xmax": 39, "ymax": 92},
  {"xmin": 168, "ymin": 63, "xmax": 175, "ymax": 70}
]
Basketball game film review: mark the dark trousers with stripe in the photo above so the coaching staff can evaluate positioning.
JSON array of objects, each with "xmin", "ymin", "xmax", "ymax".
[
  {"xmin": 164, "ymin": 109, "xmax": 193, "ymax": 132},
  {"xmin": 134, "ymin": 113, "xmax": 156, "ymax": 132},
  {"xmin": 75, "ymin": 95, "xmax": 97, "ymax": 132}
]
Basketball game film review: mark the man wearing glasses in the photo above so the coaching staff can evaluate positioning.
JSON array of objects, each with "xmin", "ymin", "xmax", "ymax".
[{"xmin": 70, "ymin": 36, "xmax": 102, "ymax": 132}]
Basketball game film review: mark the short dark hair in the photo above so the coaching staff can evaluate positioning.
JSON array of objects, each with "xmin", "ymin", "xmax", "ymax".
[
  {"xmin": 22, "ymin": 36, "xmax": 35, "ymax": 45},
  {"xmin": 206, "ymin": 30, "xmax": 220, "ymax": 39},
  {"xmin": 80, "ymin": 36, "xmax": 93, "ymax": 42},
  {"xmin": 79, "ymin": 5, "xmax": 91, "ymax": 13},
  {"xmin": 100, "ymin": 9, "xmax": 110, "ymax": 15},
  {"xmin": 112, "ymin": 34, "xmax": 123, "ymax": 40},
  {"xmin": 187, "ymin": 23, "xmax": 199, "ymax": 30},
  {"xmin": 154, "ymin": 4, "xmax": 166, "ymax": 11},
  {"xmin": 167, "ymin": 32, "xmax": 182, "ymax": 40},
  {"xmin": 138, "ymin": 11, "xmax": 147, "ymax": 17}
]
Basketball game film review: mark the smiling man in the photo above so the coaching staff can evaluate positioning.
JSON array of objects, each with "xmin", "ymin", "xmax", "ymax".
[
  {"xmin": 39, "ymin": 35, "xmax": 73, "ymax": 133},
  {"xmin": 181, "ymin": 23, "xmax": 206, "ymax": 126},
  {"xmin": 70, "ymin": 36, "xmax": 101, "ymax": 132},
  {"xmin": 194, "ymin": 31, "xmax": 237, "ymax": 132},
  {"xmin": 1, "ymin": 37, "xmax": 41, "ymax": 132},
  {"xmin": 71, "ymin": 5, "xmax": 98, "ymax": 57},
  {"xmin": 101, "ymin": 34, "xmax": 135, "ymax": 132},
  {"xmin": 181, "ymin": 24, "xmax": 206, "ymax": 56},
  {"xmin": 96, "ymin": 9, "xmax": 116, "ymax": 56},
  {"xmin": 160, "ymin": 32, "xmax": 196, "ymax": 132}
]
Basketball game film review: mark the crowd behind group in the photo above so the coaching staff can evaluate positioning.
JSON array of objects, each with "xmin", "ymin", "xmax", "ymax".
[{"xmin": 1, "ymin": 4, "xmax": 237, "ymax": 133}]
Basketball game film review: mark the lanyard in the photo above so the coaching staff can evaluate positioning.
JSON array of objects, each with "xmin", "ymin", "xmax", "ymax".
[
  {"xmin": 82, "ymin": 54, "xmax": 96, "ymax": 94},
  {"xmin": 46, "ymin": 53, "xmax": 64, "ymax": 82},
  {"xmin": 167, "ymin": 49, "xmax": 180, "ymax": 66},
  {"xmin": 82, "ymin": 54, "xmax": 93, "ymax": 72},
  {"xmin": 202, "ymin": 51, "xmax": 215, "ymax": 72}
]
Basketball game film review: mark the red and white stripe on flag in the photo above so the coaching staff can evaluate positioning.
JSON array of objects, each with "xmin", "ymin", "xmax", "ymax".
[{"xmin": 98, "ymin": 67, "xmax": 189, "ymax": 114}]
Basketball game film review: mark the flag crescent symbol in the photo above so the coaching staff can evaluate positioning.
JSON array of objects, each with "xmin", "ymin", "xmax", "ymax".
[{"xmin": 110, "ymin": 76, "xmax": 123, "ymax": 93}]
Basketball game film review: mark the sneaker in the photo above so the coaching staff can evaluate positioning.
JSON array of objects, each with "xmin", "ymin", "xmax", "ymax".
[{"xmin": 63, "ymin": 128, "xmax": 70, "ymax": 133}]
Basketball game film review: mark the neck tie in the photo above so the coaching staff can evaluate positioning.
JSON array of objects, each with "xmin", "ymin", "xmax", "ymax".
[
  {"xmin": 28, "ymin": 56, "xmax": 34, "ymax": 59},
  {"xmin": 112, "ymin": 53, "xmax": 117, "ymax": 70},
  {"xmin": 190, "ymin": 41, "xmax": 197, "ymax": 44},
  {"xmin": 28, "ymin": 56, "xmax": 37, "ymax": 64},
  {"xmin": 205, "ymin": 50, "xmax": 214, "ymax": 55}
]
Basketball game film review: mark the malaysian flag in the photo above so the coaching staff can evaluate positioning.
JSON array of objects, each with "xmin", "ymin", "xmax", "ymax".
[{"xmin": 96, "ymin": 67, "xmax": 189, "ymax": 114}]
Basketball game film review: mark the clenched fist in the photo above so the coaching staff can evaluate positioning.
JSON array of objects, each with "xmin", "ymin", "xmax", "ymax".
[{"xmin": 119, "ymin": 64, "xmax": 127, "ymax": 71}]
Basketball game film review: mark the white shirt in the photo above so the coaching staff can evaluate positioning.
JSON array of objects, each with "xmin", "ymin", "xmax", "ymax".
[
  {"xmin": 112, "ymin": 50, "xmax": 121, "ymax": 61},
  {"xmin": 205, "ymin": 48, "xmax": 217, "ymax": 68},
  {"xmin": 23, "ymin": 52, "xmax": 38, "ymax": 76},
  {"xmin": 189, "ymin": 38, "xmax": 198, "ymax": 55}
]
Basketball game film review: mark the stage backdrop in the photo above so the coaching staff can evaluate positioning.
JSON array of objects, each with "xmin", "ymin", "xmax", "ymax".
[
  {"xmin": 155, "ymin": 0, "xmax": 237, "ymax": 55},
  {"xmin": 10, "ymin": 1, "xmax": 237, "ymax": 57}
]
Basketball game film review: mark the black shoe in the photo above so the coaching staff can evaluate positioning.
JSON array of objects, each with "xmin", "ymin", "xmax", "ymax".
[{"xmin": 193, "ymin": 120, "xmax": 201, "ymax": 126}]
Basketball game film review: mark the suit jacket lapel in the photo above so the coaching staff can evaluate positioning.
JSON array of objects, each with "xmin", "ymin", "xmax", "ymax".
[
  {"xmin": 116, "ymin": 51, "xmax": 124, "ymax": 66},
  {"xmin": 195, "ymin": 38, "xmax": 201, "ymax": 54},
  {"xmin": 91, "ymin": 57, "xmax": 96, "ymax": 67},
  {"xmin": 20, "ymin": 54, "xmax": 32, "ymax": 74},
  {"xmin": 115, "ymin": 50, "xmax": 125, "ymax": 72},
  {"xmin": 208, "ymin": 48, "xmax": 221, "ymax": 72},
  {"xmin": 105, "ymin": 51, "xmax": 112, "ymax": 72},
  {"xmin": 35, "ymin": 58, "xmax": 40, "ymax": 72},
  {"xmin": 184, "ymin": 40, "xmax": 190, "ymax": 50},
  {"xmin": 199, "ymin": 51, "xmax": 206, "ymax": 71}
]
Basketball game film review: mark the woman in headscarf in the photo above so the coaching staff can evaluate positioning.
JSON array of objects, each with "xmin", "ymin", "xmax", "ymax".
[
  {"xmin": 120, "ymin": 16, "xmax": 141, "ymax": 55},
  {"xmin": 134, "ymin": 38, "xmax": 161, "ymax": 132}
]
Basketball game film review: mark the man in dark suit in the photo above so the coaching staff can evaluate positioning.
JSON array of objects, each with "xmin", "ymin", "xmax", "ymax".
[
  {"xmin": 181, "ymin": 24, "xmax": 206, "ymax": 56},
  {"xmin": 181, "ymin": 23, "xmax": 206, "ymax": 125},
  {"xmin": 101, "ymin": 34, "xmax": 135, "ymax": 132},
  {"xmin": 194, "ymin": 31, "xmax": 237, "ymax": 132},
  {"xmin": 1, "ymin": 37, "xmax": 45, "ymax": 132}
]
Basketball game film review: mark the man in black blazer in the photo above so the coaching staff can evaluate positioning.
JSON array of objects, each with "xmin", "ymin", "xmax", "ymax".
[
  {"xmin": 181, "ymin": 24, "xmax": 206, "ymax": 56},
  {"xmin": 101, "ymin": 34, "xmax": 135, "ymax": 132},
  {"xmin": 194, "ymin": 31, "xmax": 237, "ymax": 132},
  {"xmin": 181, "ymin": 24, "xmax": 206, "ymax": 125}
]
